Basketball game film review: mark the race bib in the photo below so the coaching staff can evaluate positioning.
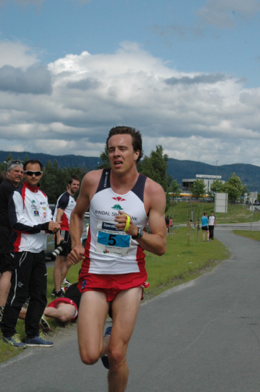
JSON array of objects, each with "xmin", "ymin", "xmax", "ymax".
[{"xmin": 96, "ymin": 220, "xmax": 130, "ymax": 256}]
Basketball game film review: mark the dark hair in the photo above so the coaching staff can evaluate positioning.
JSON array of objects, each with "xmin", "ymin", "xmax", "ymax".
[
  {"xmin": 24, "ymin": 159, "xmax": 43, "ymax": 171},
  {"xmin": 106, "ymin": 126, "xmax": 143, "ymax": 163},
  {"xmin": 68, "ymin": 175, "xmax": 80, "ymax": 185}
]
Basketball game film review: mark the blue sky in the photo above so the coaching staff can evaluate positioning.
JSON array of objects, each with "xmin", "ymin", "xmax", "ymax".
[{"xmin": 0, "ymin": 0, "xmax": 260, "ymax": 166}]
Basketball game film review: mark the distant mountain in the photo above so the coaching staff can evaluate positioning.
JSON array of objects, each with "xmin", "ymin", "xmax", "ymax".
[
  {"xmin": 167, "ymin": 159, "xmax": 260, "ymax": 191},
  {"xmin": 0, "ymin": 150, "xmax": 259, "ymax": 191},
  {"xmin": 0, "ymin": 151, "xmax": 100, "ymax": 171}
]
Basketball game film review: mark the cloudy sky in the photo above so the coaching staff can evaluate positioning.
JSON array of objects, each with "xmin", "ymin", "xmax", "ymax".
[{"xmin": 0, "ymin": 0, "xmax": 260, "ymax": 166}]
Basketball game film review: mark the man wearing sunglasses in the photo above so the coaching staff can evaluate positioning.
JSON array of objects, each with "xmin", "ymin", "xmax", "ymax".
[
  {"xmin": 0, "ymin": 160, "xmax": 24, "ymax": 322},
  {"xmin": 0, "ymin": 159, "xmax": 61, "ymax": 348}
]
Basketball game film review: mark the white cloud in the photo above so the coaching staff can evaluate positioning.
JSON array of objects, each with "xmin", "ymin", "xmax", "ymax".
[
  {"xmin": 197, "ymin": 0, "xmax": 260, "ymax": 28},
  {"xmin": 0, "ymin": 40, "xmax": 260, "ymax": 166},
  {"xmin": 0, "ymin": 41, "xmax": 39, "ymax": 68}
]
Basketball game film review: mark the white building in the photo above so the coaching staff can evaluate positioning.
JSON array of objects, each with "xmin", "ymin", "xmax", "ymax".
[{"xmin": 182, "ymin": 174, "xmax": 225, "ymax": 194}]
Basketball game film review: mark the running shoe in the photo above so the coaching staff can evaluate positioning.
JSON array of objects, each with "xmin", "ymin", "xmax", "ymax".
[
  {"xmin": 3, "ymin": 334, "xmax": 27, "ymax": 349},
  {"xmin": 101, "ymin": 326, "xmax": 112, "ymax": 370},
  {"xmin": 62, "ymin": 278, "xmax": 71, "ymax": 288},
  {"xmin": 51, "ymin": 288, "xmax": 64, "ymax": 298},
  {"xmin": 39, "ymin": 314, "xmax": 51, "ymax": 332},
  {"xmin": 25, "ymin": 333, "xmax": 53, "ymax": 347}
]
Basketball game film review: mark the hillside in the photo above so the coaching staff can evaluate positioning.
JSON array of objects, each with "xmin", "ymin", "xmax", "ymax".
[
  {"xmin": 167, "ymin": 159, "xmax": 260, "ymax": 191},
  {"xmin": 1, "ymin": 151, "xmax": 260, "ymax": 191}
]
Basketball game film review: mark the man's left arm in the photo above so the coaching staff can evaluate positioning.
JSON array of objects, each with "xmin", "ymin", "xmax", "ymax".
[{"xmin": 116, "ymin": 180, "xmax": 167, "ymax": 256}]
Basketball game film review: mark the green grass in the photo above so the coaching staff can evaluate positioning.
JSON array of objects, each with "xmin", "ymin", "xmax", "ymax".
[
  {"xmin": 167, "ymin": 201, "xmax": 260, "ymax": 225},
  {"xmin": 233, "ymin": 230, "xmax": 260, "ymax": 241},
  {"xmin": 144, "ymin": 227, "xmax": 230, "ymax": 299},
  {"xmin": 0, "ymin": 228, "xmax": 230, "ymax": 363}
]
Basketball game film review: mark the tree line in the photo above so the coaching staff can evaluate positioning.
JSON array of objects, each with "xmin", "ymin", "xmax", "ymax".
[
  {"xmin": 0, "ymin": 148, "xmax": 248, "ymax": 207},
  {"xmin": 190, "ymin": 174, "xmax": 248, "ymax": 204}
]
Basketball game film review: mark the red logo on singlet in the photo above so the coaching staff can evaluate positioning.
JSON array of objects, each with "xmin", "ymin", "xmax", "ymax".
[{"xmin": 112, "ymin": 197, "xmax": 126, "ymax": 202}]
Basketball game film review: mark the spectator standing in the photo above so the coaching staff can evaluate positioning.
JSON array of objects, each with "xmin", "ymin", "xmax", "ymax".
[
  {"xmin": 52, "ymin": 175, "xmax": 80, "ymax": 297},
  {"xmin": 208, "ymin": 211, "xmax": 216, "ymax": 240},
  {"xmin": 0, "ymin": 160, "xmax": 60, "ymax": 348},
  {"xmin": 201, "ymin": 212, "xmax": 209, "ymax": 242},
  {"xmin": 0, "ymin": 160, "xmax": 24, "ymax": 321},
  {"xmin": 68, "ymin": 126, "xmax": 167, "ymax": 392}
]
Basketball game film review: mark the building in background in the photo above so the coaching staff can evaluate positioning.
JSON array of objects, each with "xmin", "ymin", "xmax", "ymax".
[{"xmin": 182, "ymin": 175, "xmax": 225, "ymax": 195}]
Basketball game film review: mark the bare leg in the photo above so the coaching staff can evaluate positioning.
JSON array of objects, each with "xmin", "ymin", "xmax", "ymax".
[
  {"xmin": 107, "ymin": 287, "xmax": 142, "ymax": 392},
  {"xmin": 0, "ymin": 271, "xmax": 11, "ymax": 307},
  {"xmin": 60, "ymin": 257, "xmax": 70, "ymax": 283},
  {"xmin": 53, "ymin": 256, "xmax": 65, "ymax": 292},
  {"xmin": 77, "ymin": 291, "xmax": 109, "ymax": 364}
]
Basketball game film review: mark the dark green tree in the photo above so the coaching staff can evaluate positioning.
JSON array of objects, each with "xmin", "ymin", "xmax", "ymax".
[
  {"xmin": 139, "ymin": 145, "xmax": 168, "ymax": 190},
  {"xmin": 190, "ymin": 179, "xmax": 206, "ymax": 199},
  {"xmin": 209, "ymin": 179, "xmax": 224, "ymax": 200},
  {"xmin": 169, "ymin": 179, "xmax": 181, "ymax": 199},
  {"xmin": 221, "ymin": 173, "xmax": 244, "ymax": 203},
  {"xmin": 99, "ymin": 147, "xmax": 110, "ymax": 168}
]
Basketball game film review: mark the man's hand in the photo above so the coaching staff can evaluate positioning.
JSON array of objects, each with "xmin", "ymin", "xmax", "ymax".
[
  {"xmin": 68, "ymin": 245, "xmax": 85, "ymax": 265},
  {"xmin": 48, "ymin": 221, "xmax": 61, "ymax": 234},
  {"xmin": 114, "ymin": 211, "xmax": 138, "ymax": 237}
]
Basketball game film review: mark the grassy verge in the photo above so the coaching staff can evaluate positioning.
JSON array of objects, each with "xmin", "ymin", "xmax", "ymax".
[
  {"xmin": 233, "ymin": 230, "xmax": 260, "ymax": 241},
  {"xmin": 0, "ymin": 227, "xmax": 230, "ymax": 363},
  {"xmin": 144, "ymin": 226, "xmax": 230, "ymax": 299},
  {"xmin": 167, "ymin": 201, "xmax": 260, "ymax": 225}
]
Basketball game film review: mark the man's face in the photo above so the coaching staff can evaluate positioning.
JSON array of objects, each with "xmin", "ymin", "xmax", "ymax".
[
  {"xmin": 68, "ymin": 180, "xmax": 80, "ymax": 196},
  {"xmin": 8, "ymin": 166, "xmax": 24, "ymax": 187},
  {"xmin": 24, "ymin": 163, "xmax": 43, "ymax": 187},
  {"xmin": 107, "ymin": 134, "xmax": 140, "ymax": 174}
]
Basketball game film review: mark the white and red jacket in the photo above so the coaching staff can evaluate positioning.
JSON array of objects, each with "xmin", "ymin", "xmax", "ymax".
[
  {"xmin": 53, "ymin": 191, "xmax": 76, "ymax": 231},
  {"xmin": 9, "ymin": 181, "xmax": 53, "ymax": 253}
]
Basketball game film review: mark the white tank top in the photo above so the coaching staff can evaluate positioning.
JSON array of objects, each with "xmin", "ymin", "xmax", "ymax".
[{"xmin": 83, "ymin": 169, "xmax": 148, "ymax": 275}]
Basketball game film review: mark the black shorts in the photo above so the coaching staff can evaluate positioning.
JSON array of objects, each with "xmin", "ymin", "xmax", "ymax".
[
  {"xmin": 202, "ymin": 226, "xmax": 209, "ymax": 231},
  {"xmin": 54, "ymin": 230, "xmax": 71, "ymax": 257},
  {"xmin": 0, "ymin": 252, "xmax": 15, "ymax": 274}
]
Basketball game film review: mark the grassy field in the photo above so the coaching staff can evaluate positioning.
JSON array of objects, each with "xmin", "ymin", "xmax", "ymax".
[
  {"xmin": 0, "ymin": 227, "xmax": 230, "ymax": 363},
  {"xmin": 233, "ymin": 230, "xmax": 260, "ymax": 241},
  {"xmin": 167, "ymin": 201, "xmax": 260, "ymax": 225}
]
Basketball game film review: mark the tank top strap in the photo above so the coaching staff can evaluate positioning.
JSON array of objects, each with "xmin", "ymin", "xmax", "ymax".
[
  {"xmin": 131, "ymin": 174, "xmax": 147, "ymax": 202},
  {"xmin": 96, "ymin": 168, "xmax": 111, "ymax": 194}
]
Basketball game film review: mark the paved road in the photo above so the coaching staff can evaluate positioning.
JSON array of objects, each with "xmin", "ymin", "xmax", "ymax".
[{"xmin": 1, "ymin": 224, "xmax": 260, "ymax": 391}]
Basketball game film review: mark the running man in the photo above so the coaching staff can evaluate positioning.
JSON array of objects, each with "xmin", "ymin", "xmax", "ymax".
[{"xmin": 68, "ymin": 126, "xmax": 167, "ymax": 392}]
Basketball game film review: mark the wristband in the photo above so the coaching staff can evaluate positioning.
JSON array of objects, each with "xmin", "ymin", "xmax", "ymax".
[{"xmin": 123, "ymin": 215, "xmax": 131, "ymax": 232}]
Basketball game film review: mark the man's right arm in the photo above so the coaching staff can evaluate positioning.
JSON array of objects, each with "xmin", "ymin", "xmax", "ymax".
[
  {"xmin": 55, "ymin": 208, "xmax": 65, "ymax": 244},
  {"xmin": 9, "ymin": 191, "xmax": 60, "ymax": 234}
]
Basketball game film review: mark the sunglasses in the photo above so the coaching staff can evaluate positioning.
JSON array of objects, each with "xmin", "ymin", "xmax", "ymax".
[{"xmin": 25, "ymin": 171, "xmax": 43, "ymax": 177}]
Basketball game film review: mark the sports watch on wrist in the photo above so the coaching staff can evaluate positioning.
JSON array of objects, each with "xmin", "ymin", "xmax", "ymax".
[{"xmin": 132, "ymin": 228, "xmax": 144, "ymax": 240}]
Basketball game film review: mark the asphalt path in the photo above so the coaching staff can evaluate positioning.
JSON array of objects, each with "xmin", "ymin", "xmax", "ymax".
[{"xmin": 1, "ymin": 224, "xmax": 260, "ymax": 391}]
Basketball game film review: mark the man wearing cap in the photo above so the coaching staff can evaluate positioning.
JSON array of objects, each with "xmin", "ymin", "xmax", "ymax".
[{"xmin": 0, "ymin": 160, "xmax": 24, "ymax": 321}]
